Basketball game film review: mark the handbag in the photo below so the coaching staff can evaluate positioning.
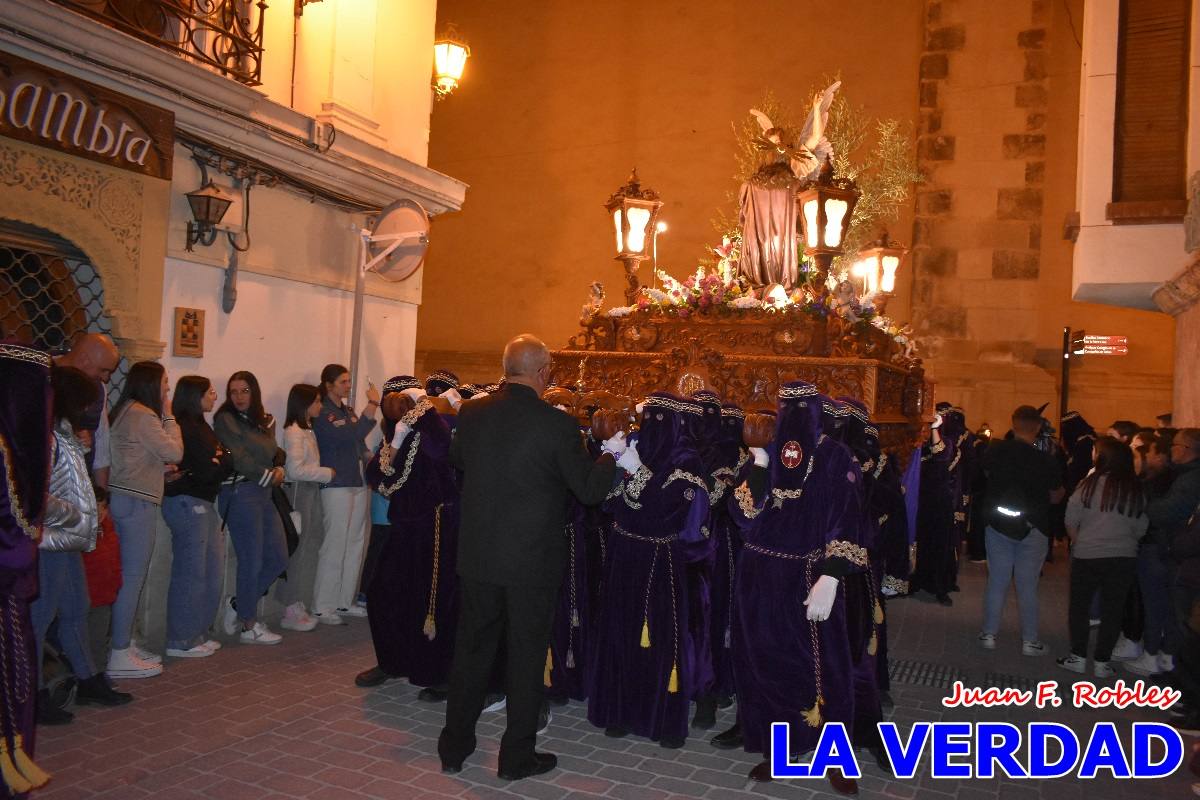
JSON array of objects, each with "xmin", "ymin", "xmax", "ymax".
[{"xmin": 82, "ymin": 513, "xmax": 122, "ymax": 607}]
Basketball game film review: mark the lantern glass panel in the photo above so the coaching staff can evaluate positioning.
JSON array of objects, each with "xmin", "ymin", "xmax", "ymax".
[
  {"xmin": 612, "ymin": 209, "xmax": 624, "ymax": 253},
  {"xmin": 881, "ymin": 255, "xmax": 900, "ymax": 292},
  {"xmin": 802, "ymin": 199, "xmax": 820, "ymax": 248},
  {"xmin": 824, "ymin": 199, "xmax": 849, "ymax": 247},
  {"xmin": 434, "ymin": 42, "xmax": 469, "ymax": 86},
  {"xmin": 625, "ymin": 206, "xmax": 651, "ymax": 254}
]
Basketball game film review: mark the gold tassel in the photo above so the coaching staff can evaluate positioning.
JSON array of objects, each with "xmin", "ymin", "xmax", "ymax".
[
  {"xmin": 422, "ymin": 614, "xmax": 436, "ymax": 641},
  {"xmin": 571, "ymin": 609, "xmax": 580, "ymax": 628},
  {"xmin": 566, "ymin": 649, "xmax": 576, "ymax": 670},
  {"xmin": 639, "ymin": 618, "xmax": 650, "ymax": 649},
  {"xmin": 802, "ymin": 695, "xmax": 824, "ymax": 728},
  {"xmin": 11, "ymin": 736, "xmax": 49, "ymax": 788},
  {"xmin": 0, "ymin": 740, "xmax": 32, "ymax": 795},
  {"xmin": 867, "ymin": 630, "xmax": 878, "ymax": 656},
  {"xmin": 873, "ymin": 600, "xmax": 884, "ymax": 625},
  {"xmin": 544, "ymin": 649, "xmax": 553, "ymax": 688},
  {"xmin": 667, "ymin": 662, "xmax": 679, "ymax": 693}
]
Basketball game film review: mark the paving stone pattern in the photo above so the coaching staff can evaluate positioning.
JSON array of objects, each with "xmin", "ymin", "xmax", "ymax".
[{"xmin": 34, "ymin": 557, "xmax": 1193, "ymax": 798}]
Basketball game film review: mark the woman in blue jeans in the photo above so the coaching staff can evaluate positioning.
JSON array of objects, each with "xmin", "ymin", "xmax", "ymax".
[
  {"xmin": 107, "ymin": 361, "xmax": 183, "ymax": 678},
  {"xmin": 213, "ymin": 371, "xmax": 288, "ymax": 645},
  {"xmin": 161, "ymin": 376, "xmax": 233, "ymax": 657}
]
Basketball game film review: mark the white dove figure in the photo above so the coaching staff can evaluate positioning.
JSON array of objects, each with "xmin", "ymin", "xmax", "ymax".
[{"xmin": 796, "ymin": 80, "xmax": 841, "ymax": 180}]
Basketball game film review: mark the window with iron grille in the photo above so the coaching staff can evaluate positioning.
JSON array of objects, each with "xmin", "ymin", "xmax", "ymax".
[{"xmin": 0, "ymin": 220, "xmax": 128, "ymax": 405}]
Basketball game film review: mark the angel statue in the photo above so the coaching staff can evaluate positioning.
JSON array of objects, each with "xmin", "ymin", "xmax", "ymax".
[{"xmin": 738, "ymin": 81, "xmax": 841, "ymax": 290}]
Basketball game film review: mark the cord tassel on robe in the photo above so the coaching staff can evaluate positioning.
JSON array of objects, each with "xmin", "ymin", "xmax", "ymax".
[{"xmin": 11, "ymin": 735, "xmax": 48, "ymax": 788}]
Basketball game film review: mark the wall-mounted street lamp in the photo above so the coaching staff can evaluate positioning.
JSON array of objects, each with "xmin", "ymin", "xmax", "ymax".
[{"xmin": 433, "ymin": 27, "xmax": 471, "ymax": 99}]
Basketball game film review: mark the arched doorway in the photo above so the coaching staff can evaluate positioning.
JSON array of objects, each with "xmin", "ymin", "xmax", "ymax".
[{"xmin": 0, "ymin": 219, "xmax": 128, "ymax": 402}]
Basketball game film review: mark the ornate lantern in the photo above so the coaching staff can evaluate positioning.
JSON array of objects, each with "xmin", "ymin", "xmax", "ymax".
[
  {"xmin": 433, "ymin": 29, "xmax": 471, "ymax": 98},
  {"xmin": 854, "ymin": 231, "xmax": 908, "ymax": 313},
  {"xmin": 185, "ymin": 181, "xmax": 234, "ymax": 250},
  {"xmin": 604, "ymin": 169, "xmax": 664, "ymax": 304},
  {"xmin": 796, "ymin": 161, "xmax": 860, "ymax": 287}
]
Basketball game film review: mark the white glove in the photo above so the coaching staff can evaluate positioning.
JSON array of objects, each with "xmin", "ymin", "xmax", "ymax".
[
  {"xmin": 601, "ymin": 431, "xmax": 627, "ymax": 458},
  {"xmin": 804, "ymin": 574, "xmax": 839, "ymax": 622},
  {"xmin": 390, "ymin": 422, "xmax": 412, "ymax": 448},
  {"xmin": 442, "ymin": 388, "xmax": 463, "ymax": 409},
  {"xmin": 616, "ymin": 444, "xmax": 643, "ymax": 474},
  {"xmin": 881, "ymin": 583, "xmax": 899, "ymax": 598},
  {"xmin": 750, "ymin": 447, "xmax": 770, "ymax": 467},
  {"xmin": 930, "ymin": 414, "xmax": 944, "ymax": 430},
  {"xmin": 471, "ymin": 391, "xmax": 490, "ymax": 401},
  {"xmin": 401, "ymin": 387, "xmax": 426, "ymax": 404},
  {"xmin": 634, "ymin": 401, "xmax": 646, "ymax": 415}
]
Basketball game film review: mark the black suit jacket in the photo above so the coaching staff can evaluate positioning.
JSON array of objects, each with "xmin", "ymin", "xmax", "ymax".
[{"xmin": 451, "ymin": 383, "xmax": 616, "ymax": 588}]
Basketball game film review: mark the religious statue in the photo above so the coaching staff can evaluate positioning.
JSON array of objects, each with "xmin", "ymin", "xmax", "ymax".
[{"xmin": 738, "ymin": 82, "xmax": 840, "ymax": 290}]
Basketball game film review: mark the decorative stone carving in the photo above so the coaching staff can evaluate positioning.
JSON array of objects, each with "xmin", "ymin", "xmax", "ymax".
[{"xmin": 1153, "ymin": 254, "xmax": 1200, "ymax": 317}]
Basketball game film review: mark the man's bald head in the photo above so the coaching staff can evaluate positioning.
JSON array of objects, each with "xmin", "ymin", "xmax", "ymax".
[
  {"xmin": 62, "ymin": 333, "xmax": 120, "ymax": 384},
  {"xmin": 502, "ymin": 334, "xmax": 552, "ymax": 393}
]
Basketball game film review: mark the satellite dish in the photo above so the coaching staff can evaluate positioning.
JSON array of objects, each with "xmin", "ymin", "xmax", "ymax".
[{"xmin": 365, "ymin": 198, "xmax": 430, "ymax": 282}]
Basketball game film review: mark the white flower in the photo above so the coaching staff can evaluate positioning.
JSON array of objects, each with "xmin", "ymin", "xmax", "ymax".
[
  {"xmin": 605, "ymin": 305, "xmax": 637, "ymax": 317},
  {"xmin": 729, "ymin": 296, "xmax": 763, "ymax": 309},
  {"xmin": 644, "ymin": 288, "xmax": 671, "ymax": 304}
]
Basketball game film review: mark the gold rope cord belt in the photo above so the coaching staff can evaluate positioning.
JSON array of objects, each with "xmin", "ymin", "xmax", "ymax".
[
  {"xmin": 422, "ymin": 504, "xmax": 443, "ymax": 641},
  {"xmin": 610, "ymin": 521, "xmax": 680, "ymax": 693}
]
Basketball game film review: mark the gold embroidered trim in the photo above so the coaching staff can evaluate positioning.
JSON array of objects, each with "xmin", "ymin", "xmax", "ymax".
[
  {"xmin": 663, "ymin": 469, "xmax": 706, "ymax": 492},
  {"xmin": 645, "ymin": 395, "xmax": 702, "ymax": 415},
  {"xmin": 779, "ymin": 384, "xmax": 818, "ymax": 399},
  {"xmin": 882, "ymin": 575, "xmax": 909, "ymax": 595},
  {"xmin": 622, "ymin": 465, "xmax": 653, "ymax": 509},
  {"xmin": 948, "ymin": 449, "xmax": 961, "ymax": 472},
  {"xmin": 0, "ymin": 344, "xmax": 50, "ymax": 368},
  {"xmin": 377, "ymin": 432, "xmax": 420, "ymax": 498},
  {"xmin": 401, "ymin": 398, "xmax": 434, "ymax": 426},
  {"xmin": 954, "ymin": 511, "xmax": 966, "ymax": 522},
  {"xmin": 735, "ymin": 482, "xmax": 762, "ymax": 519},
  {"xmin": 873, "ymin": 453, "xmax": 889, "ymax": 479},
  {"xmin": 0, "ymin": 434, "xmax": 37, "ymax": 540},
  {"xmin": 378, "ymin": 442, "xmax": 396, "ymax": 477},
  {"xmin": 825, "ymin": 539, "xmax": 868, "ymax": 567},
  {"xmin": 720, "ymin": 407, "xmax": 745, "ymax": 419}
]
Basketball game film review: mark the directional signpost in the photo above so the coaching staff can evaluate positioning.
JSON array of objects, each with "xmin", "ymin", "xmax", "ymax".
[{"xmin": 1061, "ymin": 328, "xmax": 1128, "ymax": 420}]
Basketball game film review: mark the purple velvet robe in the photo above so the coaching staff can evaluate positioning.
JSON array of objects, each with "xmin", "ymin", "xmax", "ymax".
[
  {"xmin": 911, "ymin": 427, "xmax": 959, "ymax": 598},
  {"xmin": 587, "ymin": 394, "xmax": 709, "ymax": 743},
  {"xmin": 681, "ymin": 395, "xmax": 722, "ymax": 701},
  {"xmin": 0, "ymin": 342, "xmax": 52, "ymax": 791},
  {"xmin": 732, "ymin": 383, "xmax": 867, "ymax": 757},
  {"xmin": 364, "ymin": 399, "xmax": 459, "ymax": 687},
  {"xmin": 710, "ymin": 407, "xmax": 748, "ymax": 699},
  {"xmin": 546, "ymin": 490, "xmax": 594, "ymax": 701}
]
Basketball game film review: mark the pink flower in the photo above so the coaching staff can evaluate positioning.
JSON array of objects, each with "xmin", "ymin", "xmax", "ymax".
[
  {"xmin": 678, "ymin": 308, "xmax": 690, "ymax": 318},
  {"xmin": 699, "ymin": 295, "xmax": 712, "ymax": 308},
  {"xmin": 637, "ymin": 298, "xmax": 650, "ymax": 310}
]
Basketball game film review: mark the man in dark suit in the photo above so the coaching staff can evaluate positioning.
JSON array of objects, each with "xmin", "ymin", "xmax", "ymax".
[{"xmin": 438, "ymin": 334, "xmax": 621, "ymax": 780}]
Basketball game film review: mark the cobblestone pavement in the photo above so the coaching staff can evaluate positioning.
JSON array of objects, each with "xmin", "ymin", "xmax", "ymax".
[{"xmin": 34, "ymin": 549, "xmax": 1195, "ymax": 799}]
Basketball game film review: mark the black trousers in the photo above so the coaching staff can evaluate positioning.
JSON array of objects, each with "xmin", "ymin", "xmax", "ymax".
[
  {"xmin": 1068, "ymin": 557, "xmax": 1136, "ymax": 662},
  {"xmin": 439, "ymin": 577, "xmax": 558, "ymax": 772}
]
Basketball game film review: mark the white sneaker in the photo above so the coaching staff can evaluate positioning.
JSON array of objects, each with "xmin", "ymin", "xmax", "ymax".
[
  {"xmin": 107, "ymin": 647, "xmax": 163, "ymax": 678},
  {"xmin": 203, "ymin": 639, "xmax": 222, "ymax": 652},
  {"xmin": 978, "ymin": 633, "xmax": 996, "ymax": 650},
  {"xmin": 166, "ymin": 644, "xmax": 215, "ymax": 659},
  {"xmin": 132, "ymin": 642, "xmax": 162, "ymax": 665},
  {"xmin": 1159, "ymin": 653, "xmax": 1176, "ymax": 673},
  {"xmin": 1110, "ymin": 635, "xmax": 1142, "ymax": 662},
  {"xmin": 280, "ymin": 602, "xmax": 318, "ymax": 632},
  {"xmin": 1124, "ymin": 651, "xmax": 1162, "ymax": 676},
  {"xmin": 1094, "ymin": 660, "xmax": 1115, "ymax": 678},
  {"xmin": 483, "ymin": 694, "xmax": 507, "ymax": 713},
  {"xmin": 1089, "ymin": 618, "xmax": 1101, "ymax": 628},
  {"xmin": 239, "ymin": 622, "xmax": 282, "ymax": 645},
  {"xmin": 314, "ymin": 611, "xmax": 345, "ymax": 626},
  {"xmin": 222, "ymin": 596, "xmax": 239, "ymax": 636},
  {"xmin": 1022, "ymin": 640, "xmax": 1047, "ymax": 657},
  {"xmin": 337, "ymin": 605, "xmax": 368, "ymax": 619},
  {"xmin": 1056, "ymin": 654, "xmax": 1086, "ymax": 674}
]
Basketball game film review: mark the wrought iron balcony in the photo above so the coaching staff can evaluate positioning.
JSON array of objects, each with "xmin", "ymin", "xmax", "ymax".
[{"xmin": 51, "ymin": 0, "xmax": 267, "ymax": 86}]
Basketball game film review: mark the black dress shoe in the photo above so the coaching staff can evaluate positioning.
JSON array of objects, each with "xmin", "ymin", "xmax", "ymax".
[
  {"xmin": 710, "ymin": 721, "xmax": 742, "ymax": 749},
  {"xmin": 498, "ymin": 751, "xmax": 557, "ymax": 781},
  {"xmin": 36, "ymin": 690, "xmax": 73, "ymax": 726},
  {"xmin": 75, "ymin": 674, "xmax": 132, "ymax": 707},
  {"xmin": 828, "ymin": 769, "xmax": 859, "ymax": 795},
  {"xmin": 355, "ymin": 666, "xmax": 396, "ymax": 688},
  {"xmin": 691, "ymin": 696, "xmax": 717, "ymax": 729},
  {"xmin": 604, "ymin": 726, "xmax": 630, "ymax": 738},
  {"xmin": 749, "ymin": 760, "xmax": 772, "ymax": 782},
  {"xmin": 716, "ymin": 694, "xmax": 734, "ymax": 710},
  {"xmin": 418, "ymin": 685, "xmax": 449, "ymax": 702},
  {"xmin": 441, "ymin": 761, "xmax": 463, "ymax": 775},
  {"xmin": 659, "ymin": 735, "xmax": 686, "ymax": 749},
  {"xmin": 546, "ymin": 691, "xmax": 569, "ymax": 707},
  {"xmin": 935, "ymin": 593, "xmax": 953, "ymax": 607}
]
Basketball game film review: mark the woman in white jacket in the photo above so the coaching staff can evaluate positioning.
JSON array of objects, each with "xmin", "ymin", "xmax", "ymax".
[{"xmin": 275, "ymin": 384, "xmax": 334, "ymax": 631}]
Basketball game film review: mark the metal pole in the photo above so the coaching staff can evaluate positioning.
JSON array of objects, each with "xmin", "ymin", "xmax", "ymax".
[
  {"xmin": 349, "ymin": 233, "xmax": 367, "ymax": 406},
  {"xmin": 1060, "ymin": 325, "xmax": 1070, "ymax": 423}
]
